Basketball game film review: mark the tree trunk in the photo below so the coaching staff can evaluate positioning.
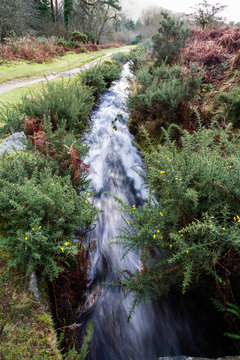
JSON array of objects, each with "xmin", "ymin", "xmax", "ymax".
[
  {"xmin": 50, "ymin": 0, "xmax": 55, "ymax": 22},
  {"xmin": 55, "ymin": 0, "xmax": 59, "ymax": 24}
]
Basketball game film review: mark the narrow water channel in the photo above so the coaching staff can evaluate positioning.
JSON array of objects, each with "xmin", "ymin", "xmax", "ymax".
[{"xmin": 77, "ymin": 64, "xmax": 226, "ymax": 360}]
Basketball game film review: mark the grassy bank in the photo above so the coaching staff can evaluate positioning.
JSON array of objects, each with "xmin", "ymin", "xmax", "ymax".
[
  {"xmin": 0, "ymin": 46, "xmax": 131, "ymax": 84},
  {"xmin": 0, "ymin": 77, "xmax": 73, "ymax": 106}
]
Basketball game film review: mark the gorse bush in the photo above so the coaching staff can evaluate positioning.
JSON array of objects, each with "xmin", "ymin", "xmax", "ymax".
[
  {"xmin": 218, "ymin": 87, "xmax": 240, "ymax": 127},
  {"xmin": 128, "ymin": 63, "xmax": 202, "ymax": 133},
  {"xmin": 128, "ymin": 47, "xmax": 147, "ymax": 73},
  {"xmin": 25, "ymin": 117, "xmax": 90, "ymax": 188},
  {"xmin": 0, "ymin": 60, "xmax": 124, "ymax": 281},
  {"xmin": 131, "ymin": 34, "xmax": 144, "ymax": 45},
  {"xmin": 0, "ymin": 152, "xmax": 95, "ymax": 280},
  {"xmin": 100, "ymin": 63, "xmax": 122, "ymax": 87},
  {"xmin": 70, "ymin": 31, "xmax": 88, "ymax": 44},
  {"xmin": 152, "ymin": 11, "xmax": 190, "ymax": 65},
  {"xmin": 0, "ymin": 105, "xmax": 26, "ymax": 135},
  {"xmin": 79, "ymin": 62, "xmax": 122, "ymax": 99},
  {"xmin": 117, "ymin": 122, "xmax": 240, "ymax": 311},
  {"xmin": 111, "ymin": 52, "xmax": 130, "ymax": 64},
  {"xmin": 19, "ymin": 80, "xmax": 94, "ymax": 132},
  {"xmin": 79, "ymin": 66, "xmax": 107, "ymax": 99}
]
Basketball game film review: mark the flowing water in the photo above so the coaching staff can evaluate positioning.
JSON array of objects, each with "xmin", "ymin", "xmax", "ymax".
[{"xmin": 77, "ymin": 64, "xmax": 210, "ymax": 360}]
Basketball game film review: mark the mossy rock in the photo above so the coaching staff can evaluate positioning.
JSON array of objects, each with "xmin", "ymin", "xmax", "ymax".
[{"xmin": 103, "ymin": 59, "xmax": 113, "ymax": 65}]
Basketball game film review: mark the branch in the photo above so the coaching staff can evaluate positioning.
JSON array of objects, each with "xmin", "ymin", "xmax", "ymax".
[{"xmin": 81, "ymin": 0, "xmax": 100, "ymax": 5}]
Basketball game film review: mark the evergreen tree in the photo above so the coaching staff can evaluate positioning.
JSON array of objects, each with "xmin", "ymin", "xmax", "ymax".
[
  {"xmin": 64, "ymin": 0, "xmax": 73, "ymax": 29},
  {"xmin": 152, "ymin": 12, "xmax": 190, "ymax": 65}
]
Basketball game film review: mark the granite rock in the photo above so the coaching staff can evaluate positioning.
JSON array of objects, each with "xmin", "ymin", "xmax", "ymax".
[{"xmin": 0, "ymin": 132, "xmax": 27, "ymax": 155}]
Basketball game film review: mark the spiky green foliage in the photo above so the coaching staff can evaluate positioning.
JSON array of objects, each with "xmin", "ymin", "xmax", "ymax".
[
  {"xmin": 152, "ymin": 11, "xmax": 190, "ymax": 65},
  {"xmin": 0, "ymin": 105, "xmax": 25, "ymax": 136},
  {"xmin": 218, "ymin": 87, "xmax": 240, "ymax": 127},
  {"xmin": 18, "ymin": 80, "xmax": 94, "ymax": 132},
  {"xmin": 117, "ymin": 122, "xmax": 240, "ymax": 306},
  {"xmin": 70, "ymin": 31, "xmax": 88, "ymax": 44},
  {"xmin": 111, "ymin": 52, "xmax": 130, "ymax": 65},
  {"xmin": 128, "ymin": 63, "xmax": 202, "ymax": 131},
  {"xmin": 78, "ymin": 62, "xmax": 122, "ymax": 99},
  {"xmin": 0, "ymin": 151, "xmax": 95, "ymax": 281},
  {"xmin": 128, "ymin": 47, "xmax": 147, "ymax": 73}
]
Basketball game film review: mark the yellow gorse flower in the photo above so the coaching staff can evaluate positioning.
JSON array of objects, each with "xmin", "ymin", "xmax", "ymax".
[
  {"xmin": 160, "ymin": 171, "xmax": 165, "ymax": 174},
  {"xmin": 32, "ymin": 228, "xmax": 35, "ymax": 231},
  {"xmin": 153, "ymin": 234, "xmax": 156, "ymax": 239},
  {"xmin": 61, "ymin": 247, "xmax": 64, "ymax": 253},
  {"xmin": 64, "ymin": 242, "xmax": 69, "ymax": 246},
  {"xmin": 25, "ymin": 237, "xmax": 28, "ymax": 240}
]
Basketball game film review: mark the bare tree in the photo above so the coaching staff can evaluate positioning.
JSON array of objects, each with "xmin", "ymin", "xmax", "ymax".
[
  {"xmin": 72, "ymin": 0, "xmax": 121, "ymax": 43},
  {"xmin": 191, "ymin": 0, "xmax": 227, "ymax": 29},
  {"xmin": 0, "ymin": 0, "xmax": 40, "ymax": 41}
]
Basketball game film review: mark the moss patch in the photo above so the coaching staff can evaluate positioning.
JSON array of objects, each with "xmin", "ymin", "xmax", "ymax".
[{"xmin": 0, "ymin": 249, "xmax": 62, "ymax": 360}]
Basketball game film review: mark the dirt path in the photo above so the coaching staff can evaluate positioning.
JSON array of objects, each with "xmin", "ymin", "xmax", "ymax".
[{"xmin": 0, "ymin": 48, "xmax": 130, "ymax": 96}]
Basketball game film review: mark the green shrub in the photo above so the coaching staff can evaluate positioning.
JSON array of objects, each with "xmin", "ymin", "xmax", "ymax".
[
  {"xmin": 152, "ymin": 11, "xmax": 190, "ymax": 65},
  {"xmin": 117, "ymin": 122, "xmax": 240, "ymax": 308},
  {"xmin": 0, "ymin": 152, "xmax": 95, "ymax": 280},
  {"xmin": 218, "ymin": 87, "xmax": 240, "ymax": 127},
  {"xmin": 71, "ymin": 31, "xmax": 88, "ymax": 44},
  {"xmin": 57, "ymin": 37, "xmax": 70, "ymax": 47},
  {"xmin": 128, "ymin": 47, "xmax": 146, "ymax": 73},
  {"xmin": 128, "ymin": 63, "xmax": 201, "ymax": 127},
  {"xmin": 25, "ymin": 117, "xmax": 90, "ymax": 188},
  {"xmin": 139, "ymin": 39, "xmax": 153, "ymax": 51},
  {"xmin": 0, "ymin": 104, "xmax": 25, "ymax": 135},
  {"xmin": 79, "ymin": 66, "xmax": 106, "ymax": 99},
  {"xmin": 79, "ymin": 62, "xmax": 122, "ymax": 99},
  {"xmin": 57, "ymin": 37, "xmax": 84, "ymax": 49},
  {"xmin": 85, "ymin": 31, "xmax": 96, "ymax": 44},
  {"xmin": 100, "ymin": 62, "xmax": 122, "ymax": 87},
  {"xmin": 131, "ymin": 34, "xmax": 144, "ymax": 45},
  {"xmin": 111, "ymin": 52, "xmax": 130, "ymax": 64},
  {"xmin": 18, "ymin": 80, "xmax": 94, "ymax": 132}
]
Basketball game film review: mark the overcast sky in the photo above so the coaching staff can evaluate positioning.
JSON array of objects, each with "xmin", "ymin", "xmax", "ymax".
[{"xmin": 121, "ymin": 0, "xmax": 240, "ymax": 22}]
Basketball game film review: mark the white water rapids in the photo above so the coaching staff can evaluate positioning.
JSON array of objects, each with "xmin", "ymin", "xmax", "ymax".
[{"xmin": 77, "ymin": 64, "xmax": 201, "ymax": 360}]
